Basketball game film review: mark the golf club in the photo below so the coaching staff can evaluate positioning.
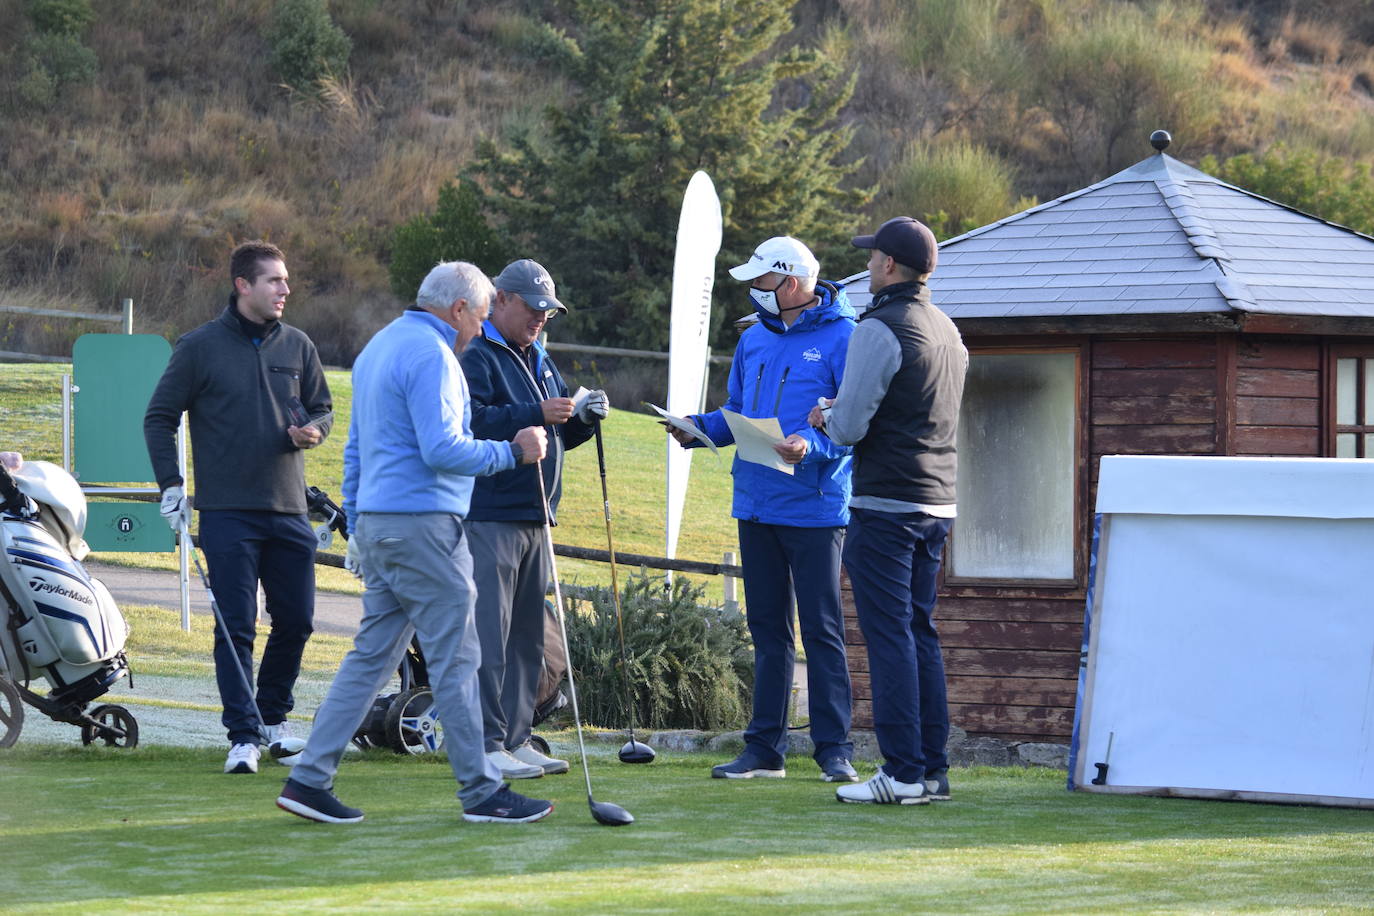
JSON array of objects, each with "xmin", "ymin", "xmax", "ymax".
[
  {"xmin": 535, "ymin": 463, "xmax": 634, "ymax": 826},
  {"xmin": 593, "ymin": 420, "xmax": 655, "ymax": 765},
  {"xmin": 182, "ymin": 521, "xmax": 302, "ymax": 762}
]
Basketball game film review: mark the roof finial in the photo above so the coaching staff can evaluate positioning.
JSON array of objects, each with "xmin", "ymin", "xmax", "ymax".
[{"xmin": 1150, "ymin": 129, "xmax": 1172, "ymax": 152}]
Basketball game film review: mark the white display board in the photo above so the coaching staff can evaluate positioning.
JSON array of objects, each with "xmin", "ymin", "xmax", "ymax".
[{"xmin": 1070, "ymin": 456, "xmax": 1374, "ymax": 808}]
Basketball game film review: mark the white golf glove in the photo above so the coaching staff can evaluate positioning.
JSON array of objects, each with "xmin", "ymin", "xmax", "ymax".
[
  {"xmin": 577, "ymin": 389, "xmax": 611, "ymax": 423},
  {"xmin": 344, "ymin": 536, "xmax": 365, "ymax": 580},
  {"xmin": 159, "ymin": 486, "xmax": 190, "ymax": 532}
]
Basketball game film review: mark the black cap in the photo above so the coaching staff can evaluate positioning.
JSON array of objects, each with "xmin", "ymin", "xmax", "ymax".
[{"xmin": 851, "ymin": 217, "xmax": 938, "ymax": 274}]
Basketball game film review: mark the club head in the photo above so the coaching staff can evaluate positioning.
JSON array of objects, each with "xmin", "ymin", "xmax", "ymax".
[
  {"xmin": 619, "ymin": 739, "xmax": 656, "ymax": 764},
  {"xmin": 589, "ymin": 798, "xmax": 634, "ymax": 827},
  {"xmin": 269, "ymin": 737, "xmax": 307, "ymax": 765}
]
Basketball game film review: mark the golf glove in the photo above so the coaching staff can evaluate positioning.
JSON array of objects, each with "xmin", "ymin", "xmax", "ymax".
[
  {"xmin": 344, "ymin": 536, "xmax": 365, "ymax": 580},
  {"xmin": 577, "ymin": 389, "xmax": 611, "ymax": 423},
  {"xmin": 159, "ymin": 486, "xmax": 190, "ymax": 532}
]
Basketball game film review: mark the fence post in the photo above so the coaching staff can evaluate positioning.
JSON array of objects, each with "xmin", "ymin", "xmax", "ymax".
[
  {"xmin": 121, "ymin": 298, "xmax": 133, "ymax": 334},
  {"xmin": 722, "ymin": 551, "xmax": 738, "ymax": 614}
]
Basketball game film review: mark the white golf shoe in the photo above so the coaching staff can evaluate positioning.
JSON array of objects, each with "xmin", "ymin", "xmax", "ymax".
[
  {"xmin": 510, "ymin": 740, "xmax": 570, "ymax": 775},
  {"xmin": 486, "ymin": 749, "xmax": 544, "ymax": 779},
  {"xmin": 224, "ymin": 742, "xmax": 261, "ymax": 775}
]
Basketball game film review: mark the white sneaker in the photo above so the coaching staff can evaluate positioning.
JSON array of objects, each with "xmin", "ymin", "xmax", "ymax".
[
  {"xmin": 486, "ymin": 749, "xmax": 544, "ymax": 779},
  {"xmin": 835, "ymin": 769, "xmax": 929, "ymax": 805},
  {"xmin": 510, "ymin": 740, "xmax": 570, "ymax": 775},
  {"xmin": 261, "ymin": 721, "xmax": 307, "ymax": 766},
  {"xmin": 225, "ymin": 742, "xmax": 261, "ymax": 775}
]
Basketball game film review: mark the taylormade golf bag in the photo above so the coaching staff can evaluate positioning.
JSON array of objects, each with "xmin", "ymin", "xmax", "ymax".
[{"xmin": 0, "ymin": 460, "xmax": 138, "ymax": 749}]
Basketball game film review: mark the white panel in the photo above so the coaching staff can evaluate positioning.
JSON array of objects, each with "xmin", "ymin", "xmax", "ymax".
[
  {"xmin": 1096, "ymin": 455, "xmax": 1374, "ymax": 518},
  {"xmin": 1074, "ymin": 457, "xmax": 1374, "ymax": 808}
]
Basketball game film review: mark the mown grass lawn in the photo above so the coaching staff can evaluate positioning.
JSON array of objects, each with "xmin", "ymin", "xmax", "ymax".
[
  {"xmin": 2, "ymin": 747, "xmax": 1372, "ymax": 915},
  {"xmin": 2, "ymin": 364, "xmax": 741, "ymax": 601}
]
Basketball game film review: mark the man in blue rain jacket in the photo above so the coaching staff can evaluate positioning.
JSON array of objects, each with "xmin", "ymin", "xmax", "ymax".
[{"xmin": 667, "ymin": 235, "xmax": 859, "ymax": 783}]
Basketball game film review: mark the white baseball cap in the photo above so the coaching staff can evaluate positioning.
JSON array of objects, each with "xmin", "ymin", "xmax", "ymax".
[{"xmin": 728, "ymin": 236, "xmax": 820, "ymax": 281}]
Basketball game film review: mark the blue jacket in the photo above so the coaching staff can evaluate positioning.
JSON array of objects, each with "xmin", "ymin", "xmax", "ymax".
[
  {"xmin": 460, "ymin": 321, "xmax": 594, "ymax": 524},
  {"xmin": 342, "ymin": 310, "xmax": 514, "ymax": 532},
  {"xmin": 691, "ymin": 280, "xmax": 855, "ymax": 527}
]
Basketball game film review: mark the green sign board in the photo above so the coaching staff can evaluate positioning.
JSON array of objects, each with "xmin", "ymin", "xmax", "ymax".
[
  {"xmin": 84, "ymin": 502, "xmax": 173, "ymax": 552},
  {"xmin": 72, "ymin": 334, "xmax": 170, "ymax": 484}
]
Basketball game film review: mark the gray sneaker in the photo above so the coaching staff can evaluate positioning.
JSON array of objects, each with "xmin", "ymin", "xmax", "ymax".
[
  {"xmin": 924, "ymin": 768, "xmax": 951, "ymax": 801},
  {"xmin": 820, "ymin": 756, "xmax": 859, "ymax": 782}
]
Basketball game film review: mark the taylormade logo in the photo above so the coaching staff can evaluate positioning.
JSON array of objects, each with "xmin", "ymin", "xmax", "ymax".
[{"xmin": 28, "ymin": 575, "xmax": 94, "ymax": 606}]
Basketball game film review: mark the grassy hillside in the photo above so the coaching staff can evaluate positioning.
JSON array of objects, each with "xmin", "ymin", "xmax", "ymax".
[{"xmin": 6, "ymin": 0, "xmax": 1374, "ymax": 364}]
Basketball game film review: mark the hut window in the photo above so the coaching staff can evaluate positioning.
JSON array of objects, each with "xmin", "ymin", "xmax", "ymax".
[
  {"xmin": 1334, "ymin": 357, "xmax": 1374, "ymax": 458},
  {"xmin": 951, "ymin": 351, "xmax": 1077, "ymax": 580}
]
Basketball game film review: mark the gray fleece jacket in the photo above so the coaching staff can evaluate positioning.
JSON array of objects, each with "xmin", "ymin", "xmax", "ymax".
[{"xmin": 143, "ymin": 303, "xmax": 332, "ymax": 513}]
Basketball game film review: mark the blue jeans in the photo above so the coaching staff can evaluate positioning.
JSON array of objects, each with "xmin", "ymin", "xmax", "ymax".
[
  {"xmin": 198, "ymin": 510, "xmax": 316, "ymax": 745},
  {"xmin": 738, "ymin": 520, "xmax": 853, "ymax": 766},
  {"xmin": 843, "ymin": 508, "xmax": 953, "ymax": 784}
]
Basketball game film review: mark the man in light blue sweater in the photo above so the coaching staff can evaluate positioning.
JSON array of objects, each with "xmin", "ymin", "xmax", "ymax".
[{"xmin": 275, "ymin": 261, "xmax": 552, "ymax": 825}]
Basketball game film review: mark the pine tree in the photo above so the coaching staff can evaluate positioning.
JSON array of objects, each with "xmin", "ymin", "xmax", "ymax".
[{"xmin": 469, "ymin": 0, "xmax": 868, "ymax": 351}]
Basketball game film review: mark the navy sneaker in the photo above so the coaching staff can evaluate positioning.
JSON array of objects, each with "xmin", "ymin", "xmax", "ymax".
[
  {"xmin": 462, "ymin": 784, "xmax": 554, "ymax": 824},
  {"xmin": 820, "ymin": 756, "xmax": 859, "ymax": 783},
  {"xmin": 924, "ymin": 767, "xmax": 951, "ymax": 801},
  {"xmin": 711, "ymin": 753, "xmax": 786, "ymax": 779},
  {"xmin": 276, "ymin": 778, "xmax": 364, "ymax": 824}
]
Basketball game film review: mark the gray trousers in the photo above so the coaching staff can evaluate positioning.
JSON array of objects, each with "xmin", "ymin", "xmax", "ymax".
[
  {"xmin": 468, "ymin": 520, "xmax": 549, "ymax": 753},
  {"xmin": 293, "ymin": 512, "xmax": 501, "ymax": 809}
]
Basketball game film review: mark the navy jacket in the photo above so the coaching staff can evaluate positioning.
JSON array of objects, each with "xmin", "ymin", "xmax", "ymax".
[
  {"xmin": 691, "ymin": 280, "xmax": 855, "ymax": 528},
  {"xmin": 460, "ymin": 322, "xmax": 594, "ymax": 524}
]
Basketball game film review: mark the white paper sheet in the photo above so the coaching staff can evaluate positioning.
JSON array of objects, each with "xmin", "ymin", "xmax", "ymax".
[
  {"xmin": 647, "ymin": 403, "xmax": 717, "ymax": 454},
  {"xmin": 721, "ymin": 409, "xmax": 792, "ymax": 475}
]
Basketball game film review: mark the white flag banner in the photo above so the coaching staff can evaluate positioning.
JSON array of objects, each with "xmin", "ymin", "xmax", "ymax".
[{"xmin": 665, "ymin": 170, "xmax": 722, "ymax": 560}]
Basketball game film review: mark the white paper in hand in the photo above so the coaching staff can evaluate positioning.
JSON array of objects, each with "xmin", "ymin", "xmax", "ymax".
[
  {"xmin": 720, "ymin": 409, "xmax": 793, "ymax": 476},
  {"xmin": 648, "ymin": 403, "xmax": 717, "ymax": 454}
]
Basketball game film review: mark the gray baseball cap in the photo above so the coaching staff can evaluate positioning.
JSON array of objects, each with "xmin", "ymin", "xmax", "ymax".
[{"xmin": 493, "ymin": 259, "xmax": 567, "ymax": 314}]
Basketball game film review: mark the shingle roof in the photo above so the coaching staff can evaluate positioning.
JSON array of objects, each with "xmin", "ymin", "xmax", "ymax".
[{"xmin": 838, "ymin": 152, "xmax": 1374, "ymax": 319}]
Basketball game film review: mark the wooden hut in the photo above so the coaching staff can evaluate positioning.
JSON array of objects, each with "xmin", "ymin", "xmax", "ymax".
[{"xmin": 839, "ymin": 136, "xmax": 1374, "ymax": 743}]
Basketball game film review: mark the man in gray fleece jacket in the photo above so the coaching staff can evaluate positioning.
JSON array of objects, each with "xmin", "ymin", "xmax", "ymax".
[{"xmin": 144, "ymin": 240, "xmax": 332, "ymax": 775}]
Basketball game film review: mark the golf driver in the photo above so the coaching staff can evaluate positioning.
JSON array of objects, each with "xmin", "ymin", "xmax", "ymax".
[
  {"xmin": 182, "ymin": 522, "xmax": 305, "ymax": 763},
  {"xmin": 593, "ymin": 420, "xmax": 655, "ymax": 765},
  {"xmin": 535, "ymin": 465, "xmax": 634, "ymax": 826}
]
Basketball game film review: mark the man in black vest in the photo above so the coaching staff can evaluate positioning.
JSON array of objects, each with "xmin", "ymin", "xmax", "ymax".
[{"xmin": 809, "ymin": 217, "xmax": 968, "ymax": 805}]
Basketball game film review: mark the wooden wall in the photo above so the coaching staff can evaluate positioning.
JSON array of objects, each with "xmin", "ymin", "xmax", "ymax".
[{"xmin": 843, "ymin": 332, "xmax": 1326, "ymax": 743}]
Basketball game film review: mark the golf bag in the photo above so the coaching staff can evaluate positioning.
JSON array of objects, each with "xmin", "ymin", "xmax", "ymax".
[{"xmin": 0, "ymin": 460, "xmax": 138, "ymax": 749}]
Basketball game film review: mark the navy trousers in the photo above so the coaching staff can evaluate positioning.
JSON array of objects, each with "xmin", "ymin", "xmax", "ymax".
[
  {"xmin": 738, "ymin": 520, "xmax": 853, "ymax": 765},
  {"xmin": 198, "ymin": 509, "xmax": 316, "ymax": 745},
  {"xmin": 843, "ymin": 508, "xmax": 953, "ymax": 784}
]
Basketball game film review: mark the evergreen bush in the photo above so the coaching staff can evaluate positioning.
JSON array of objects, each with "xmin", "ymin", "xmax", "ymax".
[
  {"xmin": 387, "ymin": 180, "xmax": 511, "ymax": 303},
  {"xmin": 1201, "ymin": 145, "xmax": 1374, "ymax": 236},
  {"xmin": 562, "ymin": 573, "xmax": 753, "ymax": 732},
  {"xmin": 269, "ymin": 0, "xmax": 352, "ymax": 94},
  {"xmin": 24, "ymin": 0, "xmax": 94, "ymax": 36}
]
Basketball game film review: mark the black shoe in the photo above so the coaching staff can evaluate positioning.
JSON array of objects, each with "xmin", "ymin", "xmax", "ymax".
[
  {"xmin": 276, "ymin": 778, "xmax": 364, "ymax": 824},
  {"xmin": 711, "ymin": 753, "xmax": 786, "ymax": 779},
  {"xmin": 820, "ymin": 756, "xmax": 859, "ymax": 783},
  {"xmin": 463, "ymin": 783, "xmax": 554, "ymax": 823},
  {"xmin": 924, "ymin": 768, "xmax": 951, "ymax": 801}
]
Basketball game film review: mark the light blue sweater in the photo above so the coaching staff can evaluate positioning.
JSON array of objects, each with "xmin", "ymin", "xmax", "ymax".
[{"xmin": 343, "ymin": 310, "xmax": 514, "ymax": 530}]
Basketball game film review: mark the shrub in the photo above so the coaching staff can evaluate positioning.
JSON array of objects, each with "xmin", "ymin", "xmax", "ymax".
[
  {"xmin": 269, "ymin": 0, "xmax": 352, "ymax": 93},
  {"xmin": 387, "ymin": 180, "xmax": 509, "ymax": 303},
  {"xmin": 25, "ymin": 32, "xmax": 97, "ymax": 88},
  {"xmin": 563, "ymin": 573, "xmax": 753, "ymax": 731},
  {"xmin": 886, "ymin": 139, "xmax": 1034, "ymax": 240},
  {"xmin": 25, "ymin": 0, "xmax": 94, "ymax": 36}
]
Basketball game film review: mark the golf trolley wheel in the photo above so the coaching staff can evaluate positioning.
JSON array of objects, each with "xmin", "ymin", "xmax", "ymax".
[
  {"xmin": 528, "ymin": 734, "xmax": 551, "ymax": 756},
  {"xmin": 0, "ymin": 677, "xmax": 23, "ymax": 749},
  {"xmin": 383, "ymin": 688, "xmax": 443, "ymax": 755},
  {"xmin": 80, "ymin": 704, "xmax": 139, "ymax": 749}
]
